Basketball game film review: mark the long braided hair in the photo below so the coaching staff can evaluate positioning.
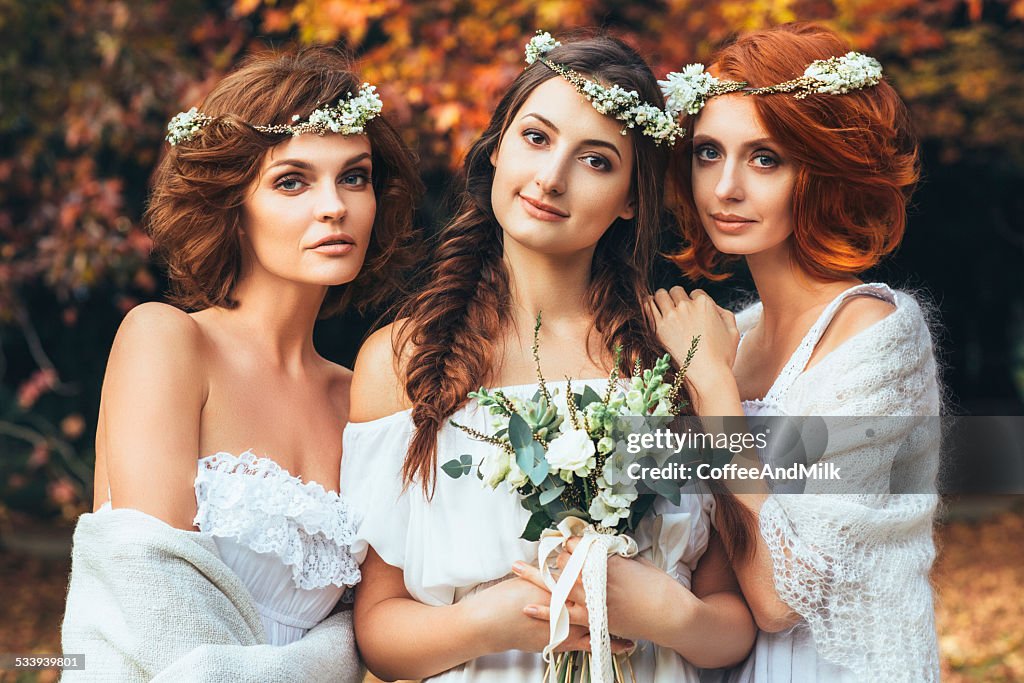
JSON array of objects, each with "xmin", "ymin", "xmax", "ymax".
[{"xmin": 395, "ymin": 34, "xmax": 680, "ymax": 496}]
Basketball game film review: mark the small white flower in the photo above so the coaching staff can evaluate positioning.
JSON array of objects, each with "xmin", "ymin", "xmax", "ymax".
[
  {"xmin": 545, "ymin": 428, "xmax": 597, "ymax": 480},
  {"xmin": 506, "ymin": 457, "xmax": 529, "ymax": 488},
  {"xmin": 652, "ymin": 398, "xmax": 674, "ymax": 416},
  {"xmin": 479, "ymin": 449, "xmax": 511, "ymax": 489},
  {"xmin": 659, "ymin": 64, "xmax": 720, "ymax": 117},
  {"xmin": 588, "ymin": 488, "xmax": 638, "ymax": 528},
  {"xmin": 166, "ymin": 107, "xmax": 211, "ymax": 145},
  {"xmin": 597, "ymin": 436, "xmax": 616, "ymax": 455},
  {"xmin": 805, "ymin": 52, "xmax": 882, "ymax": 95},
  {"xmin": 525, "ymin": 31, "xmax": 561, "ymax": 65},
  {"xmin": 625, "ymin": 389, "xmax": 646, "ymax": 414}
]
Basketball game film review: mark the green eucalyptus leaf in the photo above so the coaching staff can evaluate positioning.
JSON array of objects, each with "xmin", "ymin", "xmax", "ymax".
[
  {"xmin": 520, "ymin": 510, "xmax": 552, "ymax": 541},
  {"xmin": 579, "ymin": 385, "xmax": 603, "ymax": 409},
  {"xmin": 441, "ymin": 458, "xmax": 468, "ymax": 479},
  {"xmin": 529, "ymin": 457, "xmax": 549, "ymax": 486},
  {"xmin": 509, "ymin": 413, "xmax": 533, "ymax": 450},
  {"xmin": 539, "ymin": 485, "xmax": 565, "ymax": 505}
]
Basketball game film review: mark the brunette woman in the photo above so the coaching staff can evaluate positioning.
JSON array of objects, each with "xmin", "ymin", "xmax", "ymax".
[
  {"xmin": 62, "ymin": 46, "xmax": 421, "ymax": 681},
  {"xmin": 341, "ymin": 32, "xmax": 755, "ymax": 682}
]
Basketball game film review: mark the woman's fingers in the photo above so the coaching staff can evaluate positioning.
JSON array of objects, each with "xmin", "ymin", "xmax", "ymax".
[
  {"xmin": 556, "ymin": 550, "xmax": 570, "ymax": 571},
  {"xmin": 652, "ymin": 288, "xmax": 675, "ymax": 316},
  {"xmin": 555, "ymin": 631, "xmax": 635, "ymax": 654},
  {"xmin": 512, "ymin": 561, "xmax": 549, "ymax": 592},
  {"xmin": 671, "ymin": 286, "xmax": 696, "ymax": 305},
  {"xmin": 644, "ymin": 296, "xmax": 661, "ymax": 324},
  {"xmin": 523, "ymin": 601, "xmax": 590, "ymax": 627},
  {"xmin": 669, "ymin": 285, "xmax": 691, "ymax": 305}
]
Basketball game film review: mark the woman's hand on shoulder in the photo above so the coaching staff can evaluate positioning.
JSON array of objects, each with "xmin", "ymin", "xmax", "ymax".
[
  {"xmin": 349, "ymin": 320, "xmax": 412, "ymax": 423},
  {"xmin": 101, "ymin": 302, "xmax": 206, "ymax": 529},
  {"xmin": 649, "ymin": 286, "xmax": 739, "ymax": 388}
]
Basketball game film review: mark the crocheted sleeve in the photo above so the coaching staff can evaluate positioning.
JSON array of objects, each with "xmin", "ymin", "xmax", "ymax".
[{"xmin": 762, "ymin": 292, "xmax": 942, "ymax": 682}]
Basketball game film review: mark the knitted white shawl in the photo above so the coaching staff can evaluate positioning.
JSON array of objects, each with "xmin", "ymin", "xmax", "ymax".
[
  {"xmin": 737, "ymin": 289, "xmax": 941, "ymax": 682},
  {"xmin": 61, "ymin": 507, "xmax": 364, "ymax": 683}
]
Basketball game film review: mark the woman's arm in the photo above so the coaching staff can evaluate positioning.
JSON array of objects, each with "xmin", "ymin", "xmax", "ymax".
[
  {"xmin": 349, "ymin": 324, "xmax": 616, "ymax": 681},
  {"xmin": 355, "ymin": 548, "xmax": 610, "ymax": 680},
  {"xmin": 99, "ymin": 302, "xmax": 207, "ymax": 530},
  {"xmin": 650, "ymin": 287, "xmax": 799, "ymax": 632}
]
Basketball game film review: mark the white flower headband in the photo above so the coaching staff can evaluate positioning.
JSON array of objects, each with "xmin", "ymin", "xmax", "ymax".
[
  {"xmin": 658, "ymin": 51, "xmax": 884, "ymax": 119},
  {"xmin": 165, "ymin": 82, "xmax": 384, "ymax": 146},
  {"xmin": 525, "ymin": 31, "xmax": 683, "ymax": 147}
]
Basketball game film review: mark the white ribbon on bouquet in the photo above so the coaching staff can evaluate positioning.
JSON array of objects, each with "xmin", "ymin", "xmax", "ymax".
[{"xmin": 538, "ymin": 516, "xmax": 638, "ymax": 683}]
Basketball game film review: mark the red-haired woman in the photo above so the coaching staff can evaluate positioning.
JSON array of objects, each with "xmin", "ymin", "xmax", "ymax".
[
  {"xmin": 62, "ymin": 47, "xmax": 421, "ymax": 680},
  {"xmin": 341, "ymin": 32, "xmax": 755, "ymax": 682},
  {"xmin": 652, "ymin": 22, "xmax": 941, "ymax": 683}
]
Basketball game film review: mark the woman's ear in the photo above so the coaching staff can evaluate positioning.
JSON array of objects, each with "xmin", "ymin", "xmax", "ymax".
[{"xmin": 618, "ymin": 196, "xmax": 636, "ymax": 221}]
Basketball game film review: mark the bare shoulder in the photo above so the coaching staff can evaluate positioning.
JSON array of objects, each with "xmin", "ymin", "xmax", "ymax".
[
  {"xmin": 349, "ymin": 319, "xmax": 413, "ymax": 422},
  {"xmin": 811, "ymin": 295, "xmax": 896, "ymax": 366},
  {"xmin": 100, "ymin": 302, "xmax": 207, "ymax": 529},
  {"xmin": 112, "ymin": 302, "xmax": 203, "ymax": 356}
]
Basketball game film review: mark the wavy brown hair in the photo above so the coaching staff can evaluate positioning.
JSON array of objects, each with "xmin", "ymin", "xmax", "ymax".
[
  {"xmin": 394, "ymin": 34, "xmax": 679, "ymax": 495},
  {"xmin": 670, "ymin": 22, "xmax": 919, "ymax": 281},
  {"xmin": 145, "ymin": 46, "xmax": 422, "ymax": 317}
]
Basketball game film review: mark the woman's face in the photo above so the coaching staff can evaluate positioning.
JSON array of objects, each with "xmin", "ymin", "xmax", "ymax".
[
  {"xmin": 690, "ymin": 94, "xmax": 797, "ymax": 258},
  {"xmin": 241, "ymin": 132, "xmax": 376, "ymax": 288},
  {"xmin": 489, "ymin": 76, "xmax": 636, "ymax": 258}
]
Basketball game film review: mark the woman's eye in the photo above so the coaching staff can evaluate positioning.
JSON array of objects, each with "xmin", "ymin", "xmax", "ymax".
[
  {"xmin": 274, "ymin": 176, "xmax": 306, "ymax": 191},
  {"xmin": 340, "ymin": 171, "xmax": 370, "ymax": 187},
  {"xmin": 695, "ymin": 146, "xmax": 720, "ymax": 161},
  {"xmin": 523, "ymin": 130, "xmax": 547, "ymax": 146},
  {"xmin": 752, "ymin": 153, "xmax": 778, "ymax": 168},
  {"xmin": 581, "ymin": 154, "xmax": 610, "ymax": 171}
]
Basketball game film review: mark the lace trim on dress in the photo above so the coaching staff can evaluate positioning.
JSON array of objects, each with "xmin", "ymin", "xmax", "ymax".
[{"xmin": 193, "ymin": 450, "xmax": 361, "ymax": 590}]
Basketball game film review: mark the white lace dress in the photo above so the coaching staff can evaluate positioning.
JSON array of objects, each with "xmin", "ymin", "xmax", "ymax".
[
  {"xmin": 702, "ymin": 283, "xmax": 940, "ymax": 682},
  {"xmin": 191, "ymin": 450, "xmax": 361, "ymax": 646},
  {"xmin": 341, "ymin": 380, "xmax": 715, "ymax": 682}
]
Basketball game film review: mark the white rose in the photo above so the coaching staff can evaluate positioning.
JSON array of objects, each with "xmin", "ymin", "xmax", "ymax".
[
  {"xmin": 545, "ymin": 429, "xmax": 597, "ymax": 479},
  {"xmin": 479, "ymin": 449, "xmax": 510, "ymax": 489},
  {"xmin": 588, "ymin": 488, "xmax": 638, "ymax": 528}
]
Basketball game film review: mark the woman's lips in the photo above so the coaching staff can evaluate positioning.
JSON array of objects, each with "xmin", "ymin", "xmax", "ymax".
[
  {"xmin": 710, "ymin": 213, "xmax": 755, "ymax": 234},
  {"xmin": 311, "ymin": 242, "xmax": 355, "ymax": 256},
  {"xmin": 518, "ymin": 194, "xmax": 569, "ymax": 221}
]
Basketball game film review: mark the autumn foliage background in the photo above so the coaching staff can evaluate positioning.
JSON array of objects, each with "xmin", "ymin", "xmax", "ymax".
[{"xmin": 1, "ymin": 0, "xmax": 1022, "ymax": 680}]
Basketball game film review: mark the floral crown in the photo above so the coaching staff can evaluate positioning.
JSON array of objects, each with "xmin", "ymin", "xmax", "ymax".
[
  {"xmin": 525, "ymin": 31, "xmax": 683, "ymax": 147},
  {"xmin": 658, "ymin": 51, "xmax": 884, "ymax": 119},
  {"xmin": 164, "ymin": 82, "xmax": 383, "ymax": 146}
]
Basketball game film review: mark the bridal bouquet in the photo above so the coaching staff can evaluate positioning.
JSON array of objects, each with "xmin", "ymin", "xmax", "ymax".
[{"xmin": 442, "ymin": 315, "xmax": 699, "ymax": 683}]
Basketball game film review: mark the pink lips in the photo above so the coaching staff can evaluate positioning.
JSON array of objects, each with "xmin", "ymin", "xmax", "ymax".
[
  {"xmin": 309, "ymin": 232, "xmax": 356, "ymax": 255},
  {"xmin": 518, "ymin": 194, "xmax": 570, "ymax": 221},
  {"xmin": 710, "ymin": 212, "xmax": 755, "ymax": 234}
]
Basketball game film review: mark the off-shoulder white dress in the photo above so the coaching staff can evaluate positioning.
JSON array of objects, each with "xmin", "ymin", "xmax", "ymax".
[
  {"xmin": 341, "ymin": 380, "xmax": 714, "ymax": 682},
  {"xmin": 191, "ymin": 450, "xmax": 361, "ymax": 645}
]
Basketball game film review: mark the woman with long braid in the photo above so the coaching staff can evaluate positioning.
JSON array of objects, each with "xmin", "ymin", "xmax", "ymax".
[{"xmin": 340, "ymin": 32, "xmax": 755, "ymax": 682}]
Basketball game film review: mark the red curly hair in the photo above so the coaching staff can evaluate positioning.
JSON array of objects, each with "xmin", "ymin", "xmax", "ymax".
[{"xmin": 669, "ymin": 22, "xmax": 920, "ymax": 281}]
